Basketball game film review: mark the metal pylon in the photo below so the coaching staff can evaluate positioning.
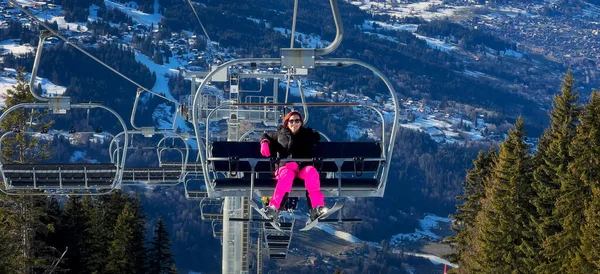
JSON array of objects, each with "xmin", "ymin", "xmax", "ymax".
[{"xmin": 222, "ymin": 92, "xmax": 249, "ymax": 273}]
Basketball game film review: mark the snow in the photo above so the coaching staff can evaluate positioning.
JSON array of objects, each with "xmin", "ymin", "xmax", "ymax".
[
  {"xmin": 0, "ymin": 40, "xmax": 34, "ymax": 55},
  {"xmin": 273, "ymin": 27, "xmax": 330, "ymax": 48},
  {"xmin": 88, "ymin": 4, "xmax": 100, "ymax": 21},
  {"xmin": 277, "ymin": 80, "xmax": 321, "ymax": 98},
  {"xmin": 362, "ymin": 21, "xmax": 419, "ymax": 33},
  {"xmin": 14, "ymin": 0, "xmax": 35, "ymax": 4},
  {"xmin": 135, "ymin": 52, "xmax": 191, "ymax": 131},
  {"xmin": 413, "ymin": 34, "xmax": 457, "ymax": 52},
  {"xmin": 294, "ymin": 213, "xmax": 362, "ymax": 243},
  {"xmin": 401, "ymin": 251, "xmax": 458, "ymax": 268},
  {"xmin": 0, "ymin": 77, "xmax": 17, "ymax": 106},
  {"xmin": 0, "ymin": 69, "xmax": 67, "ymax": 107},
  {"xmin": 105, "ymin": 0, "xmax": 162, "ymax": 27},
  {"xmin": 246, "ymin": 17, "xmax": 262, "ymax": 24},
  {"xmin": 462, "ymin": 69, "xmax": 487, "ymax": 78},
  {"xmin": 70, "ymin": 151, "xmax": 86, "ymax": 162},
  {"xmin": 390, "ymin": 214, "xmax": 452, "ymax": 245},
  {"xmin": 363, "ymin": 32, "xmax": 399, "ymax": 43},
  {"xmin": 502, "ymin": 49, "xmax": 523, "ymax": 58},
  {"xmin": 293, "ymin": 211, "xmax": 456, "ymax": 268},
  {"xmin": 315, "ymin": 223, "xmax": 363, "ymax": 243},
  {"xmin": 346, "ymin": 121, "xmax": 363, "ymax": 141},
  {"xmin": 152, "ymin": 103, "xmax": 190, "ymax": 131},
  {"xmin": 36, "ymin": 11, "xmax": 89, "ymax": 32},
  {"xmin": 349, "ymin": 0, "xmax": 462, "ymax": 21}
]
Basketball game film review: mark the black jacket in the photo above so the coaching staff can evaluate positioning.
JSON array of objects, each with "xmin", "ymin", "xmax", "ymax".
[{"xmin": 261, "ymin": 125, "xmax": 321, "ymax": 159}]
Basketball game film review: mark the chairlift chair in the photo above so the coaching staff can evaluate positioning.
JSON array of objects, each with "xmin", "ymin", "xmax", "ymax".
[
  {"xmin": 109, "ymin": 130, "xmax": 190, "ymax": 187},
  {"xmin": 0, "ymin": 103, "xmax": 129, "ymax": 195}
]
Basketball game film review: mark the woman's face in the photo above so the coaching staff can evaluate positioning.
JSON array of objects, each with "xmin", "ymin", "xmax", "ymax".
[{"xmin": 287, "ymin": 114, "xmax": 302, "ymax": 133}]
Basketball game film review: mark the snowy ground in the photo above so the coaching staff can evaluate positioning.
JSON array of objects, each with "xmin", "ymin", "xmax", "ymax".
[
  {"xmin": 295, "ymin": 211, "xmax": 457, "ymax": 269},
  {"xmin": 105, "ymin": 0, "xmax": 162, "ymax": 27},
  {"xmin": 348, "ymin": 0, "xmax": 466, "ymax": 21},
  {"xmin": 0, "ymin": 68, "xmax": 67, "ymax": 107},
  {"xmin": 134, "ymin": 52, "xmax": 191, "ymax": 131},
  {"xmin": 390, "ymin": 214, "xmax": 452, "ymax": 244},
  {"xmin": 273, "ymin": 27, "xmax": 330, "ymax": 49},
  {"xmin": 0, "ymin": 40, "xmax": 34, "ymax": 55}
]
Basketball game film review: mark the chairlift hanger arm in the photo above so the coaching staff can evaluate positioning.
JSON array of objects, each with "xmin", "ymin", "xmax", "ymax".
[
  {"xmin": 29, "ymin": 31, "xmax": 51, "ymax": 102},
  {"xmin": 315, "ymin": 58, "xmax": 400, "ymax": 191},
  {"xmin": 9, "ymin": 0, "xmax": 156, "ymax": 100},
  {"xmin": 131, "ymin": 88, "xmax": 179, "ymax": 131},
  {"xmin": 315, "ymin": 0, "xmax": 343, "ymax": 56}
]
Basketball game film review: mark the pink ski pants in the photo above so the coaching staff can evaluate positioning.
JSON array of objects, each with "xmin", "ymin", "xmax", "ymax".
[{"xmin": 268, "ymin": 164, "xmax": 324, "ymax": 209}]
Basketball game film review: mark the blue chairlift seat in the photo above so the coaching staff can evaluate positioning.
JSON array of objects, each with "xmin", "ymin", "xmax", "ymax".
[
  {"xmin": 208, "ymin": 141, "xmax": 383, "ymax": 196},
  {"xmin": 2, "ymin": 163, "xmax": 117, "ymax": 189}
]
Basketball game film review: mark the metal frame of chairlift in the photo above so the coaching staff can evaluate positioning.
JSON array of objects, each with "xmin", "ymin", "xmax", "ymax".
[
  {"xmin": 183, "ymin": 0, "xmax": 396, "ymax": 269},
  {"xmin": 200, "ymin": 196, "xmax": 224, "ymax": 221},
  {"xmin": 0, "ymin": 29, "xmax": 129, "ymax": 196},
  {"xmin": 192, "ymin": 66, "xmax": 398, "ymax": 199},
  {"xmin": 0, "ymin": 104, "xmax": 128, "ymax": 195},
  {"xmin": 108, "ymin": 130, "xmax": 190, "ymax": 187}
]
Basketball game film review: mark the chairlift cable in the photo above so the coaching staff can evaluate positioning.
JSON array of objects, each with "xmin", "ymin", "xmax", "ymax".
[
  {"xmin": 8, "ymin": 0, "xmax": 179, "ymax": 105},
  {"xmin": 186, "ymin": 0, "xmax": 213, "ymax": 57}
]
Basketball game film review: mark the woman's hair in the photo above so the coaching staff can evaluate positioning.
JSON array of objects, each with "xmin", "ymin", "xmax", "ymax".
[{"xmin": 282, "ymin": 111, "xmax": 303, "ymax": 127}]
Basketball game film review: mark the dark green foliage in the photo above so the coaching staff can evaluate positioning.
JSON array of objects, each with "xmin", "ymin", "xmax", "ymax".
[
  {"xmin": 446, "ymin": 148, "xmax": 496, "ymax": 268},
  {"xmin": 532, "ymin": 70, "xmax": 581, "ymax": 272},
  {"xmin": 416, "ymin": 20, "xmax": 516, "ymax": 51},
  {"xmin": 0, "ymin": 68, "xmax": 59, "ymax": 274},
  {"xmin": 59, "ymin": 196, "xmax": 92, "ymax": 273},
  {"xmin": 568, "ymin": 91, "xmax": 600, "ymax": 272},
  {"xmin": 148, "ymin": 217, "xmax": 177, "ymax": 274},
  {"xmin": 472, "ymin": 117, "xmax": 537, "ymax": 273},
  {"xmin": 0, "ymin": 68, "xmax": 53, "ymax": 164},
  {"xmin": 107, "ymin": 202, "xmax": 138, "ymax": 273},
  {"xmin": 453, "ymin": 73, "xmax": 600, "ymax": 273}
]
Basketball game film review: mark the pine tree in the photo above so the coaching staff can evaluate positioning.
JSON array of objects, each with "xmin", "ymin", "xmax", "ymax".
[
  {"xmin": 130, "ymin": 195, "xmax": 148, "ymax": 274},
  {"xmin": 558, "ymin": 91, "xmax": 600, "ymax": 272},
  {"xmin": 0, "ymin": 68, "xmax": 56, "ymax": 273},
  {"xmin": 59, "ymin": 196, "xmax": 92, "ymax": 273},
  {"xmin": 148, "ymin": 217, "xmax": 177, "ymax": 274},
  {"xmin": 0, "ymin": 68, "xmax": 53, "ymax": 164},
  {"xmin": 532, "ymin": 70, "xmax": 582, "ymax": 273},
  {"xmin": 446, "ymin": 147, "xmax": 496, "ymax": 271},
  {"xmin": 472, "ymin": 117, "xmax": 537, "ymax": 273},
  {"xmin": 107, "ymin": 202, "xmax": 138, "ymax": 273},
  {"xmin": 0, "ymin": 198, "xmax": 21, "ymax": 272},
  {"xmin": 84, "ymin": 197, "xmax": 110, "ymax": 273}
]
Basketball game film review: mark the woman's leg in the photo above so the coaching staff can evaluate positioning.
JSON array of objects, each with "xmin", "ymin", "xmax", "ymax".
[
  {"xmin": 269, "ymin": 166, "xmax": 295, "ymax": 209},
  {"xmin": 297, "ymin": 166, "xmax": 324, "ymax": 208}
]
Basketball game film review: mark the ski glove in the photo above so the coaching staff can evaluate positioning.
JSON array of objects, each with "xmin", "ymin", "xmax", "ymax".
[{"xmin": 260, "ymin": 140, "xmax": 270, "ymax": 157}]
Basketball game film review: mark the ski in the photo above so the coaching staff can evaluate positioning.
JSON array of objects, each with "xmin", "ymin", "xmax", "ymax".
[
  {"xmin": 300, "ymin": 202, "xmax": 345, "ymax": 231},
  {"xmin": 249, "ymin": 199, "xmax": 283, "ymax": 232}
]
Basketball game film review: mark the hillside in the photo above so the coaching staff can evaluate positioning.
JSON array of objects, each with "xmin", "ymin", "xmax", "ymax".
[{"xmin": 0, "ymin": 0, "xmax": 596, "ymax": 272}]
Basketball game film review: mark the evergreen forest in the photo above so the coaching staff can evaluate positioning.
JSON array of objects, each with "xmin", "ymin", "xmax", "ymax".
[
  {"xmin": 447, "ymin": 70, "xmax": 600, "ymax": 273},
  {"xmin": 0, "ymin": 70, "xmax": 177, "ymax": 274}
]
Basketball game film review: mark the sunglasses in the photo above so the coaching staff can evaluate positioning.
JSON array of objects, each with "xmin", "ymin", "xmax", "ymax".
[{"xmin": 288, "ymin": 119, "xmax": 302, "ymax": 124}]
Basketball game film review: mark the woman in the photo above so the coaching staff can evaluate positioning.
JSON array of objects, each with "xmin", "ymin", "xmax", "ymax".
[{"xmin": 259, "ymin": 111, "xmax": 327, "ymax": 221}]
